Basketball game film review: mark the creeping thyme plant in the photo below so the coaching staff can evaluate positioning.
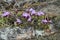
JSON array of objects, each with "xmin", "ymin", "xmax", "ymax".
[{"xmin": 0, "ymin": 8, "xmax": 52, "ymax": 30}]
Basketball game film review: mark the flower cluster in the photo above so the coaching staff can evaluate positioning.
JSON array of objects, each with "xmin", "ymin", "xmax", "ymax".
[
  {"xmin": 22, "ymin": 8, "xmax": 46, "ymax": 22},
  {"xmin": 2, "ymin": 11, "xmax": 10, "ymax": 17},
  {"xmin": 0, "ymin": 8, "xmax": 52, "ymax": 29},
  {"xmin": 42, "ymin": 19, "xmax": 52, "ymax": 24}
]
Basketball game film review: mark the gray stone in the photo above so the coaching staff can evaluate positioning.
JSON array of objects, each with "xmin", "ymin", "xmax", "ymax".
[
  {"xmin": 0, "ymin": 27, "xmax": 35, "ymax": 40},
  {"xmin": 40, "ymin": 5, "xmax": 60, "ymax": 14}
]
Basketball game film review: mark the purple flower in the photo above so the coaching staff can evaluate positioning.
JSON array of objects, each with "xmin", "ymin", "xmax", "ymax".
[
  {"xmin": 27, "ymin": 17, "xmax": 32, "ymax": 21},
  {"xmin": 37, "ymin": 11, "xmax": 44, "ymax": 16},
  {"xmin": 29, "ymin": 8, "xmax": 34, "ymax": 12},
  {"xmin": 29, "ymin": 8, "xmax": 36, "ymax": 15},
  {"xmin": 31, "ymin": 10, "xmax": 36, "ymax": 15},
  {"xmin": 41, "ymin": 19, "xmax": 48, "ymax": 24},
  {"xmin": 22, "ymin": 12, "xmax": 30, "ymax": 19},
  {"xmin": 2, "ymin": 11, "xmax": 10, "ymax": 17},
  {"xmin": 16, "ymin": 18, "xmax": 22, "ymax": 24},
  {"xmin": 48, "ymin": 20, "xmax": 52, "ymax": 23}
]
